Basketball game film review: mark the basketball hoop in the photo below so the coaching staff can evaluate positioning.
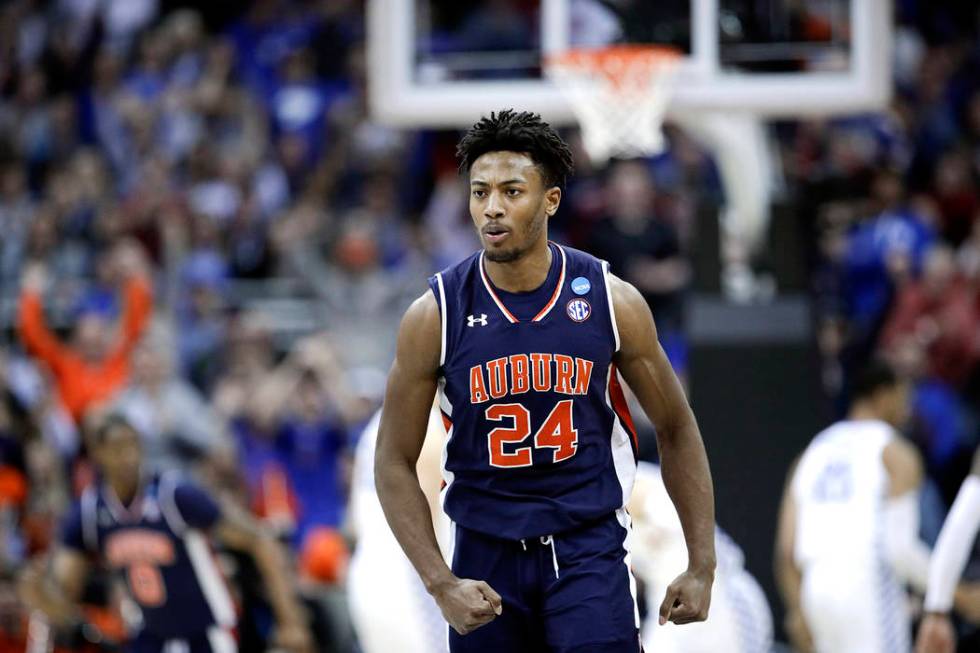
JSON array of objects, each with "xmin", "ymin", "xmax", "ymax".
[{"xmin": 545, "ymin": 45, "xmax": 682, "ymax": 165}]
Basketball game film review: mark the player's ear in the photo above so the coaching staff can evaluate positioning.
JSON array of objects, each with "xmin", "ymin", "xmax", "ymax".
[{"xmin": 545, "ymin": 186, "xmax": 561, "ymax": 217}]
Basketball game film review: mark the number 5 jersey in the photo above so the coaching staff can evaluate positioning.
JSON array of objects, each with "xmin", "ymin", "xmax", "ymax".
[
  {"xmin": 61, "ymin": 472, "xmax": 236, "ymax": 639},
  {"xmin": 428, "ymin": 243, "xmax": 639, "ymax": 540}
]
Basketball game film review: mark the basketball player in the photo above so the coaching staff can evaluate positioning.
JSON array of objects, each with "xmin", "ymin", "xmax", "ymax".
[
  {"xmin": 775, "ymin": 361, "xmax": 930, "ymax": 653},
  {"xmin": 20, "ymin": 415, "xmax": 312, "ymax": 653},
  {"xmin": 347, "ymin": 405, "xmax": 449, "ymax": 653},
  {"xmin": 630, "ymin": 462, "xmax": 772, "ymax": 653},
  {"xmin": 375, "ymin": 110, "xmax": 716, "ymax": 652},
  {"xmin": 915, "ymin": 448, "xmax": 980, "ymax": 653}
]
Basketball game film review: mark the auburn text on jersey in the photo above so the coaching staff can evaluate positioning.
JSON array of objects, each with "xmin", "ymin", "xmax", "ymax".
[{"xmin": 469, "ymin": 354, "xmax": 594, "ymax": 404}]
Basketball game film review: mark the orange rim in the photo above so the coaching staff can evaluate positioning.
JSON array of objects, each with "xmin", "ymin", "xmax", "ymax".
[{"xmin": 545, "ymin": 44, "xmax": 682, "ymax": 70}]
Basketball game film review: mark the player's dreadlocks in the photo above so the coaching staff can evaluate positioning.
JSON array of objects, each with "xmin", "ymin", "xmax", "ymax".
[{"xmin": 456, "ymin": 109, "xmax": 575, "ymax": 189}]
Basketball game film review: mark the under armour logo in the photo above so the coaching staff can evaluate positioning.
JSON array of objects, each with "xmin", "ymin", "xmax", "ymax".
[{"xmin": 467, "ymin": 314, "xmax": 488, "ymax": 327}]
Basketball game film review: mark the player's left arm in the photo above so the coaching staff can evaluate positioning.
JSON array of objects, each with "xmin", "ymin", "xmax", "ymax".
[
  {"xmin": 172, "ymin": 482, "xmax": 313, "ymax": 653},
  {"xmin": 213, "ymin": 504, "xmax": 313, "ymax": 653},
  {"xmin": 609, "ymin": 274, "xmax": 715, "ymax": 625},
  {"xmin": 881, "ymin": 437, "xmax": 932, "ymax": 593}
]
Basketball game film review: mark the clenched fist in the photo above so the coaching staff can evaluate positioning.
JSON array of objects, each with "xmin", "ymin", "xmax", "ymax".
[
  {"xmin": 658, "ymin": 568, "xmax": 713, "ymax": 626},
  {"xmin": 431, "ymin": 577, "xmax": 503, "ymax": 635}
]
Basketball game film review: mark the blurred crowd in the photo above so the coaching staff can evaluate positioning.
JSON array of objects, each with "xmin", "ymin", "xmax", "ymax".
[
  {"xmin": 797, "ymin": 4, "xmax": 980, "ymax": 507},
  {"xmin": 0, "ymin": 0, "xmax": 976, "ymax": 651}
]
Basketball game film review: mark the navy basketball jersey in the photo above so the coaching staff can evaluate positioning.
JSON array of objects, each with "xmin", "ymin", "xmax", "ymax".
[
  {"xmin": 428, "ymin": 242, "xmax": 638, "ymax": 540},
  {"xmin": 61, "ymin": 472, "xmax": 235, "ymax": 639}
]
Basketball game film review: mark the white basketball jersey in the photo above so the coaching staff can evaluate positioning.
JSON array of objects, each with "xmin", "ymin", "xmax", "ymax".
[
  {"xmin": 792, "ymin": 420, "xmax": 913, "ymax": 653},
  {"xmin": 792, "ymin": 419, "xmax": 895, "ymax": 569}
]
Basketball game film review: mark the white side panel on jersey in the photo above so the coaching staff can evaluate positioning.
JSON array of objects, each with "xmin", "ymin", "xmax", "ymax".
[
  {"xmin": 184, "ymin": 530, "xmax": 236, "ymax": 628},
  {"xmin": 616, "ymin": 507, "xmax": 641, "ymax": 629},
  {"xmin": 438, "ymin": 378, "xmax": 455, "ymax": 509},
  {"xmin": 206, "ymin": 627, "xmax": 237, "ymax": 653},
  {"xmin": 601, "ymin": 261, "xmax": 620, "ymax": 353},
  {"xmin": 434, "ymin": 272, "xmax": 448, "ymax": 367},
  {"xmin": 605, "ymin": 367, "xmax": 636, "ymax": 507},
  {"xmin": 159, "ymin": 471, "xmax": 187, "ymax": 535}
]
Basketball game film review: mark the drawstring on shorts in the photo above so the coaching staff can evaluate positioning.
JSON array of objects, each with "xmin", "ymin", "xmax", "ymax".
[
  {"xmin": 518, "ymin": 535, "xmax": 560, "ymax": 579},
  {"xmin": 540, "ymin": 535, "xmax": 559, "ymax": 579}
]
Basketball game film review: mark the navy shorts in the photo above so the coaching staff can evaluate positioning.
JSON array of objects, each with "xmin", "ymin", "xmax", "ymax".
[
  {"xmin": 449, "ymin": 509, "xmax": 641, "ymax": 653},
  {"xmin": 129, "ymin": 627, "xmax": 237, "ymax": 653}
]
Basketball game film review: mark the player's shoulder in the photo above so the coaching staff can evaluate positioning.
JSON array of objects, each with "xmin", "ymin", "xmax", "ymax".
[
  {"xmin": 395, "ymin": 291, "xmax": 442, "ymax": 369},
  {"xmin": 402, "ymin": 289, "xmax": 441, "ymax": 331},
  {"xmin": 604, "ymin": 271, "xmax": 654, "ymax": 341},
  {"xmin": 882, "ymin": 435, "xmax": 923, "ymax": 476}
]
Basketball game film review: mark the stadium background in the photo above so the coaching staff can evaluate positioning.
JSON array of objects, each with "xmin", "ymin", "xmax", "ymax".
[{"xmin": 0, "ymin": 0, "xmax": 977, "ymax": 651}]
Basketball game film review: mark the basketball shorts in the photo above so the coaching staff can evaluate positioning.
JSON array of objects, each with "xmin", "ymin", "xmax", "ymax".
[
  {"xmin": 800, "ymin": 560, "xmax": 910, "ymax": 653},
  {"xmin": 449, "ymin": 509, "xmax": 641, "ymax": 653},
  {"xmin": 129, "ymin": 626, "xmax": 237, "ymax": 653}
]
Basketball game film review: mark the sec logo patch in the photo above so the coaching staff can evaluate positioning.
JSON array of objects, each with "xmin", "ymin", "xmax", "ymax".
[{"xmin": 566, "ymin": 298, "xmax": 591, "ymax": 322}]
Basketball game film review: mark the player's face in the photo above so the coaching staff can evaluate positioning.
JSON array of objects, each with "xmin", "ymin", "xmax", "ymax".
[
  {"xmin": 95, "ymin": 423, "xmax": 143, "ymax": 495},
  {"xmin": 469, "ymin": 151, "xmax": 560, "ymax": 263}
]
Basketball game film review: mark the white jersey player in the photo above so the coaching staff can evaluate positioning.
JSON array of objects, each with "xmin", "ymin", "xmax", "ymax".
[
  {"xmin": 915, "ymin": 448, "xmax": 980, "ymax": 653},
  {"xmin": 630, "ymin": 462, "xmax": 773, "ymax": 653},
  {"xmin": 776, "ymin": 362, "xmax": 931, "ymax": 653},
  {"xmin": 347, "ymin": 407, "xmax": 450, "ymax": 653}
]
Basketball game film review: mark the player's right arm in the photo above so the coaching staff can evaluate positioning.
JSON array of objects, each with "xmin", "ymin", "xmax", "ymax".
[
  {"xmin": 916, "ymin": 449, "xmax": 980, "ymax": 653},
  {"xmin": 375, "ymin": 292, "xmax": 502, "ymax": 635}
]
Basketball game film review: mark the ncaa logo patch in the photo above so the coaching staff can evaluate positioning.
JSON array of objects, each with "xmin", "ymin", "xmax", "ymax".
[
  {"xmin": 570, "ymin": 276, "xmax": 591, "ymax": 295},
  {"xmin": 566, "ymin": 298, "xmax": 591, "ymax": 322}
]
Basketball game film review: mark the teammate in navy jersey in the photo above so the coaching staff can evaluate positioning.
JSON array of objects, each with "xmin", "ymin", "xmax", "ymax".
[
  {"xmin": 376, "ymin": 110, "xmax": 716, "ymax": 652},
  {"xmin": 21, "ymin": 415, "xmax": 312, "ymax": 653}
]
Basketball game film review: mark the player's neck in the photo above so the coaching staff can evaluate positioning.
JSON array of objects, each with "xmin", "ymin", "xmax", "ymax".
[
  {"xmin": 108, "ymin": 477, "xmax": 140, "ymax": 506},
  {"xmin": 847, "ymin": 403, "xmax": 882, "ymax": 423},
  {"xmin": 484, "ymin": 239, "xmax": 553, "ymax": 293}
]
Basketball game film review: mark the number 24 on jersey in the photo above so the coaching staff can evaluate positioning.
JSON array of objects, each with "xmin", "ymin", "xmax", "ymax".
[{"xmin": 486, "ymin": 400, "xmax": 578, "ymax": 468}]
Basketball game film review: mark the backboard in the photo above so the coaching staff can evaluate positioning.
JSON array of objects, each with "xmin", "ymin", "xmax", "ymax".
[{"xmin": 367, "ymin": 0, "xmax": 892, "ymax": 127}]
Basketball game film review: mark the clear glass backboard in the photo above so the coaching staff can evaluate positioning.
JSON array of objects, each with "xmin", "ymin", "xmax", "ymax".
[{"xmin": 367, "ymin": 0, "xmax": 891, "ymax": 126}]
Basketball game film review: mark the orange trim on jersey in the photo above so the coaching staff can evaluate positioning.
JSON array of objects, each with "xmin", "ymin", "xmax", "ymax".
[
  {"xmin": 441, "ymin": 412, "xmax": 453, "ymax": 433},
  {"xmin": 531, "ymin": 245, "xmax": 567, "ymax": 321},
  {"xmin": 479, "ymin": 255, "xmax": 519, "ymax": 323},
  {"xmin": 478, "ymin": 244, "xmax": 567, "ymax": 323},
  {"xmin": 608, "ymin": 365, "xmax": 639, "ymax": 451}
]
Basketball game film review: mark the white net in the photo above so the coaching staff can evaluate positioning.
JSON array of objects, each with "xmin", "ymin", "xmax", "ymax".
[{"xmin": 545, "ymin": 46, "xmax": 681, "ymax": 164}]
